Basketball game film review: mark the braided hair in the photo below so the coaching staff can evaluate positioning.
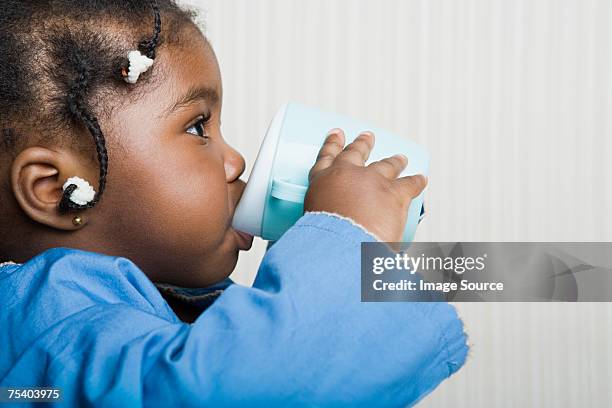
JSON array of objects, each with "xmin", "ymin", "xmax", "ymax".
[
  {"xmin": 0, "ymin": 0, "xmax": 197, "ymax": 214},
  {"xmin": 59, "ymin": 1, "xmax": 162, "ymax": 213}
]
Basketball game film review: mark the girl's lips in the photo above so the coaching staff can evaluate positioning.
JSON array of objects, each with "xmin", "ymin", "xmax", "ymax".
[{"xmin": 234, "ymin": 229, "xmax": 254, "ymax": 250}]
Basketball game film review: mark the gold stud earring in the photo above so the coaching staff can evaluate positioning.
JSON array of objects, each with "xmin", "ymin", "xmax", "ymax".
[{"xmin": 72, "ymin": 216, "xmax": 83, "ymax": 226}]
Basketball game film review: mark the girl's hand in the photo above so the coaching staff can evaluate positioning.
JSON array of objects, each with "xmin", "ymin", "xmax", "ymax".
[{"xmin": 304, "ymin": 129, "xmax": 427, "ymax": 242}]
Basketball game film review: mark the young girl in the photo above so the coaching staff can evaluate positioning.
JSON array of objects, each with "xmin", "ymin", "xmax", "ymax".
[{"xmin": 0, "ymin": 1, "xmax": 468, "ymax": 406}]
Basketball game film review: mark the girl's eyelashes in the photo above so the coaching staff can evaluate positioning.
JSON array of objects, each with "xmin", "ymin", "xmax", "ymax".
[{"xmin": 186, "ymin": 113, "xmax": 213, "ymax": 139}]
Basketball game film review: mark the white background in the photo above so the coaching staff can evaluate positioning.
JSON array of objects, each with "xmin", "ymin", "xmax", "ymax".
[{"xmin": 181, "ymin": 1, "xmax": 611, "ymax": 406}]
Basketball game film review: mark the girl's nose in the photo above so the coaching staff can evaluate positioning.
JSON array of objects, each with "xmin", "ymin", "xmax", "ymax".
[{"xmin": 223, "ymin": 144, "xmax": 246, "ymax": 182}]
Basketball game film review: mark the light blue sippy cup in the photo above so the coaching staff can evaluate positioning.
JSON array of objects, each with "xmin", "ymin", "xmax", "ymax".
[{"xmin": 232, "ymin": 102, "xmax": 429, "ymax": 242}]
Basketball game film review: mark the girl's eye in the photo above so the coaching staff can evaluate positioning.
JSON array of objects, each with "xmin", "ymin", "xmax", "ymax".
[{"xmin": 186, "ymin": 114, "xmax": 212, "ymax": 139}]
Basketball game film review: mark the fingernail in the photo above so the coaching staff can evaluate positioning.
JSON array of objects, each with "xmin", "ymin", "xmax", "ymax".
[
  {"xmin": 394, "ymin": 154, "xmax": 407, "ymax": 161},
  {"xmin": 326, "ymin": 128, "xmax": 341, "ymax": 139}
]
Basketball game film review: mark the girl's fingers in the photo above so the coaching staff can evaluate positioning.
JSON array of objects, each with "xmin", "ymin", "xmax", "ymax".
[
  {"xmin": 367, "ymin": 154, "xmax": 408, "ymax": 179},
  {"xmin": 308, "ymin": 129, "xmax": 346, "ymax": 182},
  {"xmin": 394, "ymin": 174, "xmax": 428, "ymax": 199},
  {"xmin": 336, "ymin": 131, "xmax": 375, "ymax": 166}
]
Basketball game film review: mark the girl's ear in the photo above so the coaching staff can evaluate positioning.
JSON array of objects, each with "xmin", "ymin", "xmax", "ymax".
[{"xmin": 10, "ymin": 146, "xmax": 96, "ymax": 230}]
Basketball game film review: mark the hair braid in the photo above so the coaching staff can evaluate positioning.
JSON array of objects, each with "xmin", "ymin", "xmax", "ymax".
[
  {"xmin": 59, "ymin": 50, "xmax": 109, "ymax": 213},
  {"xmin": 59, "ymin": 0, "xmax": 161, "ymax": 214},
  {"xmin": 139, "ymin": 0, "xmax": 162, "ymax": 59}
]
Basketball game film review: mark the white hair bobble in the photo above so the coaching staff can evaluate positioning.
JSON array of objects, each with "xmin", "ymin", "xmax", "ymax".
[
  {"xmin": 123, "ymin": 50, "xmax": 155, "ymax": 84},
  {"xmin": 62, "ymin": 177, "xmax": 96, "ymax": 206}
]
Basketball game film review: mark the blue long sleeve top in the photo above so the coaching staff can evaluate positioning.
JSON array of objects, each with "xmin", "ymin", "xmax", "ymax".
[{"xmin": 0, "ymin": 212, "xmax": 468, "ymax": 407}]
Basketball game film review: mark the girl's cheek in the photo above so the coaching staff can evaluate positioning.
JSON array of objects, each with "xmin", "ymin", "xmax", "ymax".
[{"xmin": 195, "ymin": 166, "xmax": 231, "ymax": 221}]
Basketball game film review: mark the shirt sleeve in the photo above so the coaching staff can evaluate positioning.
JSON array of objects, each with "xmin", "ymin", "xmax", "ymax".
[
  {"xmin": 1, "ymin": 212, "xmax": 468, "ymax": 407},
  {"xmin": 142, "ymin": 212, "xmax": 468, "ymax": 407}
]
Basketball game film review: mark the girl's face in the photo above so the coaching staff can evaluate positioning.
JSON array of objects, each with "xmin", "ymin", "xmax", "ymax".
[{"xmin": 96, "ymin": 24, "xmax": 252, "ymax": 287}]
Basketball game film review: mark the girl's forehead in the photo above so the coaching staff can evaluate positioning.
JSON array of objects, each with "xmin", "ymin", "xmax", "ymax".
[
  {"xmin": 149, "ymin": 32, "xmax": 222, "ymax": 115},
  {"xmin": 169, "ymin": 27, "xmax": 220, "ymax": 83}
]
